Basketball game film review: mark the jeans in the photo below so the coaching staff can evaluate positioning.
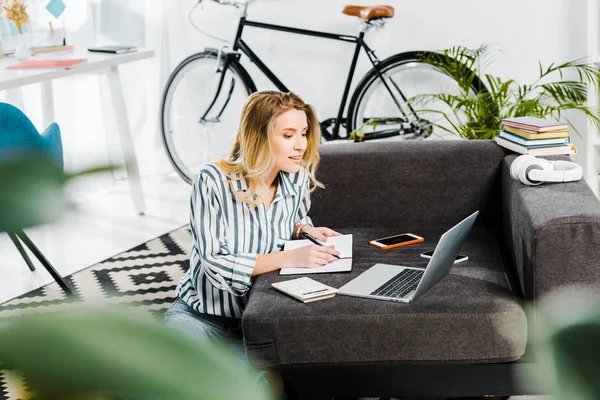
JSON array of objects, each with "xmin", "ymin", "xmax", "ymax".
[{"xmin": 163, "ymin": 299, "xmax": 275, "ymax": 397}]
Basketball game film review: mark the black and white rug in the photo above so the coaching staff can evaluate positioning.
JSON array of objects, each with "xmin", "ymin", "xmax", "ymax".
[{"xmin": 0, "ymin": 226, "xmax": 192, "ymax": 400}]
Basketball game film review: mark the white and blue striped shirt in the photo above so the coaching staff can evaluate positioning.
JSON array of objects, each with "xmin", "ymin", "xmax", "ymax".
[{"xmin": 176, "ymin": 163, "xmax": 313, "ymax": 318}]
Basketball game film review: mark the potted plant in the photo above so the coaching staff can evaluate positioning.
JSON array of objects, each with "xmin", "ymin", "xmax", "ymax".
[
  {"xmin": 352, "ymin": 45, "xmax": 600, "ymax": 140},
  {"xmin": 416, "ymin": 45, "xmax": 600, "ymax": 139}
]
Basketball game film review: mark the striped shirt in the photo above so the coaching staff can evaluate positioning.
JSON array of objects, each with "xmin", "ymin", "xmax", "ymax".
[{"xmin": 175, "ymin": 163, "xmax": 313, "ymax": 318}]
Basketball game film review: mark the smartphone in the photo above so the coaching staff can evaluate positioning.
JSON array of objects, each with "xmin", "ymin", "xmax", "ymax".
[
  {"xmin": 420, "ymin": 250, "xmax": 468, "ymax": 264},
  {"xmin": 369, "ymin": 233, "xmax": 424, "ymax": 250}
]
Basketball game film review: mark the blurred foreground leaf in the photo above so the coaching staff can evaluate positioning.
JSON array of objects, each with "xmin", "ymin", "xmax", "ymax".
[
  {"xmin": 0, "ymin": 156, "xmax": 65, "ymax": 232},
  {"xmin": 532, "ymin": 288, "xmax": 600, "ymax": 400},
  {"xmin": 0, "ymin": 308, "xmax": 270, "ymax": 400},
  {"xmin": 0, "ymin": 155, "xmax": 121, "ymax": 231}
]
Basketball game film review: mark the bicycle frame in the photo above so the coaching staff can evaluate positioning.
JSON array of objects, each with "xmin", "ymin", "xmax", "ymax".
[{"xmin": 214, "ymin": 16, "xmax": 413, "ymax": 140}]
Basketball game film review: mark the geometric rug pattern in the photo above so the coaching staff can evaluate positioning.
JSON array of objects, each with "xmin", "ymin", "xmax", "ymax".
[{"xmin": 0, "ymin": 226, "xmax": 192, "ymax": 400}]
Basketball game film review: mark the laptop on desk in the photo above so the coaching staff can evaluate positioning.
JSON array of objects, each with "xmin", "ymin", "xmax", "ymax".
[{"xmin": 338, "ymin": 211, "xmax": 479, "ymax": 303}]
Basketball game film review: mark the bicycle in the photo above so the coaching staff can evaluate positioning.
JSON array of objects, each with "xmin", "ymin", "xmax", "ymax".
[{"xmin": 161, "ymin": 0, "xmax": 488, "ymax": 184}]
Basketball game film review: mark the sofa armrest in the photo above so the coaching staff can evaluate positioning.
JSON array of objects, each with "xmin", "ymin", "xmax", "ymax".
[{"xmin": 501, "ymin": 154, "xmax": 600, "ymax": 305}]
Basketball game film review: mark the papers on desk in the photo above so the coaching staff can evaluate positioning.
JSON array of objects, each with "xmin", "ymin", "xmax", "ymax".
[
  {"xmin": 280, "ymin": 234, "xmax": 353, "ymax": 275},
  {"xmin": 6, "ymin": 59, "xmax": 87, "ymax": 69}
]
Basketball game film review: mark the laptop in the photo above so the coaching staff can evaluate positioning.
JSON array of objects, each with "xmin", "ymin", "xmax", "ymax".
[{"xmin": 338, "ymin": 211, "xmax": 479, "ymax": 303}]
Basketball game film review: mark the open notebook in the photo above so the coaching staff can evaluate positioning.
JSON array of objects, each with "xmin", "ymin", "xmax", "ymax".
[{"xmin": 280, "ymin": 234, "xmax": 353, "ymax": 275}]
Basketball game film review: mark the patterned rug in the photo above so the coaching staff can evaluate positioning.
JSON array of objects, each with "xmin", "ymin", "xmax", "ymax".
[{"xmin": 0, "ymin": 225, "xmax": 192, "ymax": 400}]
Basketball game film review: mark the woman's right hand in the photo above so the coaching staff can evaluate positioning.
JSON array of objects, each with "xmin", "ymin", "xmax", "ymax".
[{"xmin": 284, "ymin": 245, "xmax": 341, "ymax": 269}]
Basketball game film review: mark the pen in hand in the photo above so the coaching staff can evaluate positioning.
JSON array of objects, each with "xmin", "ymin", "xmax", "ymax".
[{"xmin": 302, "ymin": 231, "xmax": 341, "ymax": 259}]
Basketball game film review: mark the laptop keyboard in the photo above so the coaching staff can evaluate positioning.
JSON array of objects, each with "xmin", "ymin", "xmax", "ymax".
[{"xmin": 371, "ymin": 268, "xmax": 424, "ymax": 299}]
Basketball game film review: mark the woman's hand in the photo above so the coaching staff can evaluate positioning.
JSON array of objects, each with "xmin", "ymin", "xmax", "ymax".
[
  {"xmin": 301, "ymin": 225, "xmax": 342, "ymax": 242},
  {"xmin": 284, "ymin": 244, "xmax": 341, "ymax": 269}
]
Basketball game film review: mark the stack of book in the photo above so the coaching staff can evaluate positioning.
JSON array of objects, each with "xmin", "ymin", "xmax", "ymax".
[{"xmin": 495, "ymin": 117, "xmax": 576, "ymax": 155}]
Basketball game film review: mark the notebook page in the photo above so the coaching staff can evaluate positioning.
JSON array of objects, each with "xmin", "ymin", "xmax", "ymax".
[{"xmin": 280, "ymin": 234, "xmax": 352, "ymax": 275}]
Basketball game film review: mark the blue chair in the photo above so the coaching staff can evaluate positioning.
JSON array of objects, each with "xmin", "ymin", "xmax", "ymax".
[{"xmin": 0, "ymin": 102, "xmax": 73, "ymax": 295}]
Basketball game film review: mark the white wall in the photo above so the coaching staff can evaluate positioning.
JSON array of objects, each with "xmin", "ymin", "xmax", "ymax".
[
  {"xmin": 170, "ymin": 0, "xmax": 592, "ymax": 118},
  {"xmin": 6, "ymin": 0, "xmax": 598, "ymax": 189}
]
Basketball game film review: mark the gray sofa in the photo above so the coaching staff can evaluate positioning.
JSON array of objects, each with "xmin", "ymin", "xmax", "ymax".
[{"xmin": 241, "ymin": 140, "xmax": 600, "ymax": 399}]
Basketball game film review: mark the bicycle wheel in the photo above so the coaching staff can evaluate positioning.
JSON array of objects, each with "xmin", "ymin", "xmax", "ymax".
[
  {"xmin": 161, "ymin": 50, "xmax": 256, "ymax": 184},
  {"xmin": 346, "ymin": 51, "xmax": 488, "ymax": 141}
]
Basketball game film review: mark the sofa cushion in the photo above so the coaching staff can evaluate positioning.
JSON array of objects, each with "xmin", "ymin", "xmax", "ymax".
[
  {"xmin": 242, "ymin": 225, "xmax": 527, "ymax": 369},
  {"xmin": 309, "ymin": 140, "xmax": 508, "ymax": 229}
]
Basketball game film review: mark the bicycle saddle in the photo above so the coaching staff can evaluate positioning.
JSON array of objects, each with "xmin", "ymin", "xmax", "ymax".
[{"xmin": 342, "ymin": 5, "xmax": 394, "ymax": 22}]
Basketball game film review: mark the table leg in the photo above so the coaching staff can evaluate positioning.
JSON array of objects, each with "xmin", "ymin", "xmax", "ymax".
[
  {"xmin": 41, "ymin": 81, "xmax": 55, "ymax": 129},
  {"xmin": 106, "ymin": 66, "xmax": 146, "ymax": 214}
]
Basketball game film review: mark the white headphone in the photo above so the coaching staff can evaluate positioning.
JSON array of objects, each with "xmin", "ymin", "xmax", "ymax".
[{"xmin": 510, "ymin": 154, "xmax": 583, "ymax": 186}]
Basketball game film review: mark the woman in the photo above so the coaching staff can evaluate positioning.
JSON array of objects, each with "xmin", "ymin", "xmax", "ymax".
[{"xmin": 164, "ymin": 91, "xmax": 341, "ymax": 394}]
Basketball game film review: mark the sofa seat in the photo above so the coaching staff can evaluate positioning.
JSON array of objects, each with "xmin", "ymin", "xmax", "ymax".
[{"xmin": 242, "ymin": 225, "xmax": 527, "ymax": 369}]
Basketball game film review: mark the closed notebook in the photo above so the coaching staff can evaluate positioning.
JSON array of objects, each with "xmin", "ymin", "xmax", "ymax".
[
  {"xmin": 88, "ymin": 46, "xmax": 138, "ymax": 54},
  {"xmin": 498, "ymin": 131, "xmax": 570, "ymax": 147},
  {"xmin": 501, "ymin": 117, "xmax": 568, "ymax": 132},
  {"xmin": 280, "ymin": 234, "xmax": 353, "ymax": 275},
  {"xmin": 502, "ymin": 125, "xmax": 570, "ymax": 139},
  {"xmin": 272, "ymin": 277, "xmax": 337, "ymax": 303},
  {"xmin": 495, "ymin": 136, "xmax": 576, "ymax": 155}
]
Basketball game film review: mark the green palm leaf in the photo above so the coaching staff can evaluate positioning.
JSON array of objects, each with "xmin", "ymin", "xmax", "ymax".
[{"xmin": 399, "ymin": 45, "xmax": 600, "ymax": 139}]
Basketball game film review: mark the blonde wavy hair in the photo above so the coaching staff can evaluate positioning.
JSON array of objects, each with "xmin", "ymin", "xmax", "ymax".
[{"xmin": 219, "ymin": 91, "xmax": 323, "ymax": 205}]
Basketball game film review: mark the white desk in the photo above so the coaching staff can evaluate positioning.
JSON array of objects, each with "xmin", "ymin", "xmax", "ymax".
[{"xmin": 0, "ymin": 49, "xmax": 155, "ymax": 214}]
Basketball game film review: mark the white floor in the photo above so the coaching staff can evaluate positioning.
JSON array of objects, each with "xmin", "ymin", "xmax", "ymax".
[{"xmin": 0, "ymin": 169, "xmax": 191, "ymax": 305}]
